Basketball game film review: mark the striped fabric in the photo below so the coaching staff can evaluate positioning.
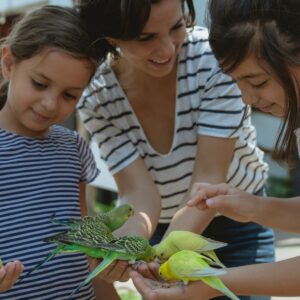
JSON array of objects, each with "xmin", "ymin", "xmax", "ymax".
[
  {"xmin": 78, "ymin": 26, "xmax": 268, "ymax": 223},
  {"xmin": 0, "ymin": 125, "xmax": 99, "ymax": 299}
]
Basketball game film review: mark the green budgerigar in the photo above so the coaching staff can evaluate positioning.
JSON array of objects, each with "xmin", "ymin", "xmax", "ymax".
[
  {"xmin": 21, "ymin": 204, "xmax": 133, "ymax": 280},
  {"xmin": 51, "ymin": 203, "xmax": 134, "ymax": 231},
  {"xmin": 69, "ymin": 234, "xmax": 156, "ymax": 297},
  {"xmin": 155, "ymin": 230, "xmax": 227, "ymax": 267},
  {"xmin": 159, "ymin": 250, "xmax": 239, "ymax": 300}
]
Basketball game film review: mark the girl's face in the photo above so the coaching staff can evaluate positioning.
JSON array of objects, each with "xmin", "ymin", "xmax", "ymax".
[
  {"xmin": 1, "ymin": 47, "xmax": 92, "ymax": 138},
  {"xmin": 110, "ymin": 0, "xmax": 186, "ymax": 78},
  {"xmin": 229, "ymin": 55, "xmax": 286, "ymax": 117}
]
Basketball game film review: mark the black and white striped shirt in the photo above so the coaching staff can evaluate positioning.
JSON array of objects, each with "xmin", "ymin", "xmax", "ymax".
[{"xmin": 79, "ymin": 27, "xmax": 268, "ymax": 223}]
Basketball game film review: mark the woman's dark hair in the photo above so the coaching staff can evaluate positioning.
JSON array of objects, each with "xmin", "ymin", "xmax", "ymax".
[
  {"xmin": 0, "ymin": 5, "xmax": 104, "ymax": 109},
  {"xmin": 78, "ymin": 0, "xmax": 195, "ymax": 58},
  {"xmin": 208, "ymin": 0, "xmax": 300, "ymax": 162}
]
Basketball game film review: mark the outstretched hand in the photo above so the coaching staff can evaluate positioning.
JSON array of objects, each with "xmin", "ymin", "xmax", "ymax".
[
  {"xmin": 187, "ymin": 182, "xmax": 259, "ymax": 223},
  {"xmin": 0, "ymin": 260, "xmax": 24, "ymax": 293}
]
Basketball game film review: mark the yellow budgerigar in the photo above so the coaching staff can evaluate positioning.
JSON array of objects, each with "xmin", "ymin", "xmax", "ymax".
[
  {"xmin": 159, "ymin": 250, "xmax": 240, "ymax": 300},
  {"xmin": 155, "ymin": 230, "xmax": 226, "ymax": 267}
]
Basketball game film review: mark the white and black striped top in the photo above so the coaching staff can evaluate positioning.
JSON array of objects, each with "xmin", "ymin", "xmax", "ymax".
[
  {"xmin": 78, "ymin": 27, "xmax": 268, "ymax": 223},
  {"xmin": 0, "ymin": 125, "xmax": 99, "ymax": 299}
]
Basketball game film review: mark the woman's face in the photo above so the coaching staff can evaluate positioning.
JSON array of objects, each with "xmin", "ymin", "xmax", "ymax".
[
  {"xmin": 229, "ymin": 55, "xmax": 287, "ymax": 117},
  {"xmin": 111, "ymin": 0, "xmax": 186, "ymax": 78}
]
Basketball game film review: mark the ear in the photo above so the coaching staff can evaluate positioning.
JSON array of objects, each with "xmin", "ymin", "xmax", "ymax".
[{"xmin": 1, "ymin": 46, "xmax": 15, "ymax": 79}]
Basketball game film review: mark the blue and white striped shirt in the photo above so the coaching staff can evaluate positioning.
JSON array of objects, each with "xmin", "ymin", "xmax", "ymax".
[
  {"xmin": 0, "ymin": 125, "xmax": 99, "ymax": 299},
  {"xmin": 79, "ymin": 26, "xmax": 268, "ymax": 223}
]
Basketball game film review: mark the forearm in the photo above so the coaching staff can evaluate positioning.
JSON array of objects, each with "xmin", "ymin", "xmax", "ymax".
[
  {"xmin": 165, "ymin": 206, "xmax": 215, "ymax": 235},
  {"xmin": 185, "ymin": 256, "xmax": 300, "ymax": 298},
  {"xmin": 255, "ymin": 196, "xmax": 300, "ymax": 233},
  {"xmin": 223, "ymin": 257, "xmax": 300, "ymax": 296}
]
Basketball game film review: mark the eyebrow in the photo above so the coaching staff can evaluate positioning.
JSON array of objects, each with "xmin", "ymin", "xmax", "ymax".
[{"xmin": 140, "ymin": 16, "xmax": 184, "ymax": 36}]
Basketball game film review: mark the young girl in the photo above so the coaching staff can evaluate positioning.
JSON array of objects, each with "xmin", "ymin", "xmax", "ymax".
[
  {"xmin": 130, "ymin": 0, "xmax": 300, "ymax": 299},
  {"xmin": 77, "ymin": 1, "xmax": 273, "ymax": 298},
  {"xmin": 0, "ymin": 5, "xmax": 119, "ymax": 299}
]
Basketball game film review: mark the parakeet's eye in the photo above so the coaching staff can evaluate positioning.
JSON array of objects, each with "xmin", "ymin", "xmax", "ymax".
[{"xmin": 160, "ymin": 252, "xmax": 164, "ymax": 256}]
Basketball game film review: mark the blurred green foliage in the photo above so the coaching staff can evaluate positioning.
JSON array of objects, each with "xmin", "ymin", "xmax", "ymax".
[
  {"xmin": 118, "ymin": 289, "xmax": 142, "ymax": 300},
  {"xmin": 266, "ymin": 176, "xmax": 293, "ymax": 198}
]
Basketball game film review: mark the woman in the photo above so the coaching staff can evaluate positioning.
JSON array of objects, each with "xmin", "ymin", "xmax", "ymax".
[
  {"xmin": 130, "ymin": 0, "xmax": 300, "ymax": 299},
  {"xmin": 77, "ymin": 1, "xmax": 273, "ymax": 297}
]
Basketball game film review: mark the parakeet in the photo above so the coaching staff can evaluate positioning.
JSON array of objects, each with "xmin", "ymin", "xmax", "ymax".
[
  {"xmin": 159, "ymin": 250, "xmax": 239, "ymax": 300},
  {"xmin": 155, "ymin": 230, "xmax": 227, "ymax": 267},
  {"xmin": 0, "ymin": 259, "xmax": 2, "ymax": 268},
  {"xmin": 51, "ymin": 203, "xmax": 134, "ymax": 231},
  {"xmin": 21, "ymin": 204, "xmax": 134, "ymax": 280},
  {"xmin": 69, "ymin": 235, "xmax": 156, "ymax": 297}
]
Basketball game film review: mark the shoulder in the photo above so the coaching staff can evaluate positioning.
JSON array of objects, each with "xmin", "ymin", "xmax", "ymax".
[
  {"xmin": 79, "ymin": 59, "xmax": 119, "ymax": 111},
  {"xmin": 179, "ymin": 26, "xmax": 217, "ymax": 70},
  {"xmin": 182, "ymin": 26, "xmax": 211, "ymax": 55}
]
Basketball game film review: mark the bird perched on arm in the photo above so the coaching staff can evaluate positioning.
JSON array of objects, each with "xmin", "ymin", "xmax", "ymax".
[{"xmin": 159, "ymin": 250, "xmax": 239, "ymax": 300}]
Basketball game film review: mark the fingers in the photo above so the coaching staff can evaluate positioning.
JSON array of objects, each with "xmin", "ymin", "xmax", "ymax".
[
  {"xmin": 97, "ymin": 260, "xmax": 130, "ymax": 283},
  {"xmin": 0, "ymin": 261, "xmax": 24, "ymax": 293},
  {"xmin": 133, "ymin": 262, "xmax": 161, "ymax": 281},
  {"xmin": 188, "ymin": 183, "xmax": 233, "ymax": 208}
]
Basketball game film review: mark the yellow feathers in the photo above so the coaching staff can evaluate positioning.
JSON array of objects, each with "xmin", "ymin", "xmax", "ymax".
[
  {"xmin": 159, "ymin": 250, "xmax": 239, "ymax": 300},
  {"xmin": 155, "ymin": 230, "xmax": 226, "ymax": 267}
]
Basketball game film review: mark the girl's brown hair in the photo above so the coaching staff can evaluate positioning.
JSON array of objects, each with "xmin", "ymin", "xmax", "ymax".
[
  {"xmin": 0, "ymin": 5, "xmax": 103, "ymax": 109},
  {"xmin": 208, "ymin": 0, "xmax": 300, "ymax": 162}
]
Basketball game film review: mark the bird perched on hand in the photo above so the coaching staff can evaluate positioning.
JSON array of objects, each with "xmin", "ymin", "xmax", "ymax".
[
  {"xmin": 155, "ymin": 230, "xmax": 226, "ymax": 267},
  {"xmin": 21, "ymin": 204, "xmax": 134, "ymax": 280},
  {"xmin": 69, "ymin": 234, "xmax": 156, "ymax": 297},
  {"xmin": 159, "ymin": 250, "xmax": 239, "ymax": 300}
]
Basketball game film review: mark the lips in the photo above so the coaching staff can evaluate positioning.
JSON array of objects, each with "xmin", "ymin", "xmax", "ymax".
[
  {"xmin": 32, "ymin": 109, "xmax": 51, "ymax": 121},
  {"xmin": 149, "ymin": 57, "xmax": 171, "ymax": 65}
]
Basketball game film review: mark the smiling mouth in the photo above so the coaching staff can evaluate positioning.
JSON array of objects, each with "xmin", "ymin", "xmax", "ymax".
[{"xmin": 149, "ymin": 58, "xmax": 171, "ymax": 65}]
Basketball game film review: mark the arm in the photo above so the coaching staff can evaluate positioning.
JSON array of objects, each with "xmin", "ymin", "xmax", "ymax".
[
  {"xmin": 165, "ymin": 135, "xmax": 236, "ymax": 236},
  {"xmin": 113, "ymin": 157, "xmax": 162, "ymax": 239},
  {"xmin": 130, "ymin": 256, "xmax": 300, "ymax": 299},
  {"xmin": 188, "ymin": 183, "xmax": 300, "ymax": 233},
  {"xmin": 79, "ymin": 183, "xmax": 88, "ymax": 217}
]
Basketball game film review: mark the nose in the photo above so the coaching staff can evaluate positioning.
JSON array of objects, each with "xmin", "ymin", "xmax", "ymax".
[
  {"xmin": 41, "ymin": 92, "xmax": 59, "ymax": 112},
  {"xmin": 242, "ymin": 93, "xmax": 259, "ymax": 107},
  {"xmin": 157, "ymin": 35, "xmax": 175, "ymax": 57}
]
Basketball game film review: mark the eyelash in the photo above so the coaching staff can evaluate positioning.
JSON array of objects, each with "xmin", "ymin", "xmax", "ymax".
[
  {"xmin": 64, "ymin": 93, "xmax": 77, "ymax": 100},
  {"xmin": 251, "ymin": 80, "xmax": 268, "ymax": 89},
  {"xmin": 32, "ymin": 79, "xmax": 47, "ymax": 89},
  {"xmin": 137, "ymin": 23, "xmax": 184, "ymax": 42},
  {"xmin": 32, "ymin": 79, "xmax": 76, "ymax": 100}
]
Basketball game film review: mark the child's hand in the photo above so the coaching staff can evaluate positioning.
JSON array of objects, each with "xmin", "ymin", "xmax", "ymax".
[
  {"xmin": 188, "ymin": 183, "xmax": 258, "ymax": 223},
  {"xmin": 0, "ymin": 260, "xmax": 24, "ymax": 292},
  {"xmin": 89, "ymin": 258, "xmax": 130, "ymax": 283}
]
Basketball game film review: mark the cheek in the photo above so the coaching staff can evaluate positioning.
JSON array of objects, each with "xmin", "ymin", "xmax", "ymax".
[
  {"xmin": 122, "ymin": 44, "xmax": 154, "ymax": 60},
  {"xmin": 265, "ymin": 85, "xmax": 286, "ymax": 107}
]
